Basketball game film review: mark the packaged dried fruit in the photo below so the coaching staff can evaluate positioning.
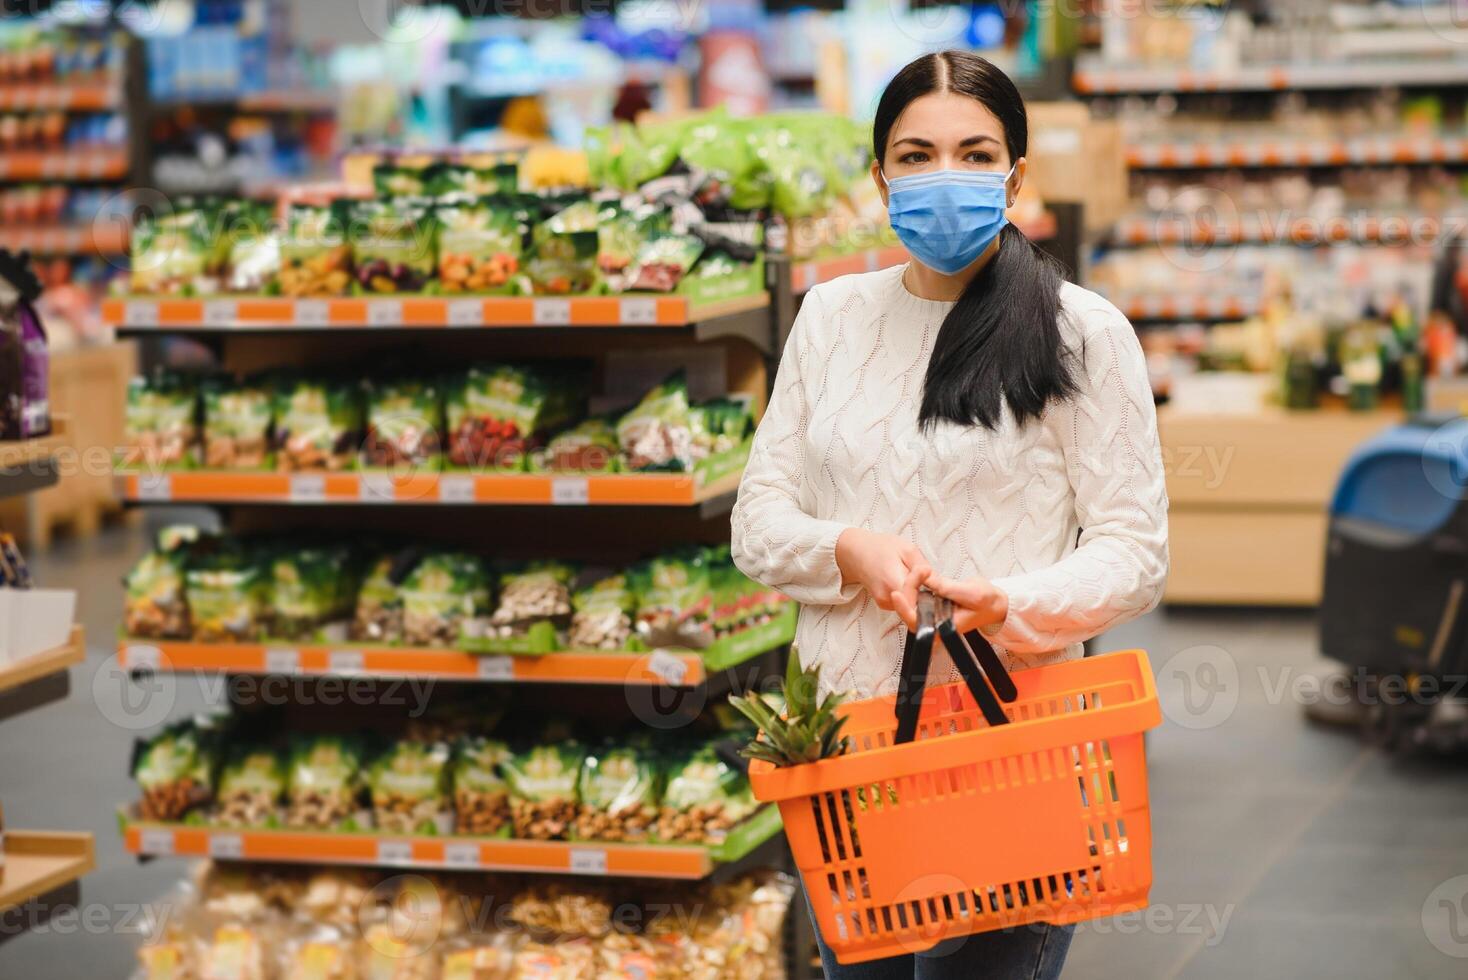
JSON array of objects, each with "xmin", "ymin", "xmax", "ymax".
[
  {"xmin": 436, "ymin": 198, "xmax": 522, "ymax": 296},
  {"xmin": 185, "ymin": 551, "xmax": 269, "ymax": 643},
  {"xmin": 362, "ymin": 380, "xmax": 443, "ymax": 469},
  {"xmin": 596, "ymin": 199, "xmax": 668, "ymax": 292},
  {"xmin": 400, "ymin": 552, "xmax": 492, "ymax": 648},
  {"xmin": 632, "ymin": 551, "xmax": 713, "ymax": 650},
  {"xmin": 655, "ymin": 743, "xmax": 758, "ymax": 845},
  {"xmin": 527, "ymin": 198, "xmax": 598, "ymax": 295},
  {"xmin": 124, "ymin": 545, "xmax": 191, "ymax": 640},
  {"xmin": 573, "ymin": 743, "xmax": 660, "ymax": 843},
  {"xmin": 220, "ymin": 200, "xmax": 280, "ymax": 295},
  {"xmin": 270, "ymin": 545, "xmax": 352, "ymax": 641},
  {"xmin": 352, "ymin": 553, "xmax": 405, "ymax": 644},
  {"xmin": 444, "ymin": 365, "xmax": 578, "ymax": 471},
  {"xmin": 285, "ymin": 736, "xmax": 365, "ymax": 831},
  {"xmin": 503, "ymin": 743, "xmax": 585, "ymax": 840},
  {"xmin": 450, "ymin": 736, "xmax": 512, "ymax": 837},
  {"xmin": 273, "ymin": 377, "xmax": 361, "ymax": 472},
  {"xmin": 349, "ymin": 197, "xmax": 436, "ymax": 294},
  {"xmin": 214, "ymin": 747, "xmax": 285, "ymax": 829},
  {"xmin": 200, "ymin": 377, "xmax": 273, "ymax": 470},
  {"xmin": 367, "ymin": 740, "xmax": 452, "ymax": 835},
  {"xmin": 132, "ymin": 717, "xmax": 217, "ymax": 822},
  {"xmin": 539, "ymin": 415, "xmax": 620, "ymax": 473},
  {"xmin": 484, "ymin": 562, "xmax": 574, "ymax": 652},
  {"xmin": 432, "ymin": 154, "xmax": 519, "ymax": 198},
  {"xmin": 280, "ymin": 202, "xmax": 352, "ymax": 298},
  {"xmin": 615, "ymin": 372, "xmax": 694, "ymax": 473},
  {"xmin": 567, "ymin": 573, "xmax": 635, "ymax": 651},
  {"xmin": 122, "ymin": 373, "xmax": 198, "ymax": 469},
  {"xmin": 627, "ymin": 232, "xmax": 704, "ymax": 293},
  {"xmin": 130, "ymin": 202, "xmax": 214, "ymax": 296}
]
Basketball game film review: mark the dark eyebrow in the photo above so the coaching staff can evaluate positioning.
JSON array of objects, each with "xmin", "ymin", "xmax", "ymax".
[
  {"xmin": 960, "ymin": 135, "xmax": 1001, "ymax": 147},
  {"xmin": 892, "ymin": 135, "xmax": 1000, "ymax": 149}
]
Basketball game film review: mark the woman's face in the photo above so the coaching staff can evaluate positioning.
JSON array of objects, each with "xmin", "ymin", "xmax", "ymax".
[{"xmin": 872, "ymin": 91, "xmax": 1026, "ymax": 207}]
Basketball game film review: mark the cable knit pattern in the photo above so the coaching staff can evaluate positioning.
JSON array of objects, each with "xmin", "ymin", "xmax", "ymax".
[{"xmin": 730, "ymin": 264, "xmax": 1169, "ymax": 699}]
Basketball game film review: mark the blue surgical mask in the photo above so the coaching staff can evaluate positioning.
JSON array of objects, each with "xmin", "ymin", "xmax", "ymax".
[{"xmin": 882, "ymin": 166, "xmax": 1015, "ymax": 275}]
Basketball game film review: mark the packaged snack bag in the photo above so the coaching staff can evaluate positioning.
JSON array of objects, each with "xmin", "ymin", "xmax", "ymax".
[
  {"xmin": 215, "ymin": 747, "xmax": 285, "ymax": 829},
  {"xmin": 400, "ymin": 552, "xmax": 492, "ymax": 648},
  {"xmin": 527, "ymin": 198, "xmax": 598, "ymax": 295},
  {"xmin": 615, "ymin": 372, "xmax": 694, "ymax": 473},
  {"xmin": 655, "ymin": 742, "xmax": 758, "ymax": 844},
  {"xmin": 201, "ymin": 377, "xmax": 273, "ymax": 469},
  {"xmin": 450, "ymin": 736, "xmax": 512, "ymax": 836},
  {"xmin": 573, "ymin": 742, "xmax": 660, "ymax": 842},
  {"xmin": 273, "ymin": 377, "xmax": 361, "ymax": 472},
  {"xmin": 502, "ymin": 743, "xmax": 585, "ymax": 840},
  {"xmin": 367, "ymin": 740, "xmax": 452, "ymax": 834},
  {"xmin": 285, "ymin": 736, "xmax": 365, "ymax": 831},
  {"xmin": 280, "ymin": 202, "xmax": 353, "ymax": 298},
  {"xmin": 633, "ymin": 550, "xmax": 713, "ymax": 650},
  {"xmin": 444, "ymin": 365, "xmax": 578, "ymax": 471},
  {"xmin": 133, "ymin": 717, "xmax": 217, "ymax": 821},
  {"xmin": 567, "ymin": 573, "xmax": 635, "ymax": 651},
  {"xmin": 362, "ymin": 380, "xmax": 443, "ymax": 469},
  {"xmin": 122, "ymin": 373, "xmax": 198, "ymax": 468},
  {"xmin": 436, "ymin": 197, "xmax": 522, "ymax": 295},
  {"xmin": 349, "ymin": 197, "xmax": 436, "ymax": 294}
]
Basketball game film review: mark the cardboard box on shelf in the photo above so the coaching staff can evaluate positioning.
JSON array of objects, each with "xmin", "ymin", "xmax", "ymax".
[{"xmin": 1026, "ymin": 101, "xmax": 1127, "ymax": 235}]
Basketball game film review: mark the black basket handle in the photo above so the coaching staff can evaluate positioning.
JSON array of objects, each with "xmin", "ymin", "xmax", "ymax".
[{"xmin": 894, "ymin": 590, "xmax": 1013, "ymax": 744}]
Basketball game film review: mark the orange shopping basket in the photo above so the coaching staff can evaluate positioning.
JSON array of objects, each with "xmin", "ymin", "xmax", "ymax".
[{"xmin": 748, "ymin": 592, "xmax": 1162, "ymax": 964}]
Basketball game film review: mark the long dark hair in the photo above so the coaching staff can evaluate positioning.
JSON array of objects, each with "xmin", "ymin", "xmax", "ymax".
[{"xmin": 874, "ymin": 50, "xmax": 1076, "ymax": 431}]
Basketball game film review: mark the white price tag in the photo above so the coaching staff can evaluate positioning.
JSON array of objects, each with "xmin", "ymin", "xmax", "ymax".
[
  {"xmin": 265, "ymin": 648, "xmax": 301, "ymax": 675},
  {"xmin": 438, "ymin": 474, "xmax": 476, "ymax": 504},
  {"xmin": 619, "ymin": 298, "xmax": 658, "ymax": 325},
  {"xmin": 447, "ymin": 299, "xmax": 484, "ymax": 327},
  {"xmin": 329, "ymin": 650, "xmax": 365, "ymax": 676},
  {"xmin": 124, "ymin": 644, "xmax": 162, "ymax": 671},
  {"xmin": 551, "ymin": 477, "xmax": 589, "ymax": 506},
  {"xmin": 646, "ymin": 650, "xmax": 690, "ymax": 686},
  {"xmin": 203, "ymin": 299, "xmax": 236, "ymax": 327},
  {"xmin": 568, "ymin": 848, "xmax": 608, "ymax": 875},
  {"xmin": 444, "ymin": 842, "xmax": 480, "ymax": 868},
  {"xmin": 290, "ymin": 474, "xmax": 326, "ymax": 502},
  {"xmin": 124, "ymin": 300, "xmax": 159, "ymax": 327},
  {"xmin": 209, "ymin": 833, "xmax": 244, "ymax": 860},
  {"xmin": 367, "ymin": 299, "xmax": 403, "ymax": 327},
  {"xmin": 476, "ymin": 657, "xmax": 514, "ymax": 681},
  {"xmin": 135, "ymin": 472, "xmax": 172, "ymax": 501},
  {"xmin": 139, "ymin": 829, "xmax": 175, "ymax": 856},
  {"xmin": 377, "ymin": 840, "xmax": 414, "ymax": 866},
  {"xmin": 533, "ymin": 299, "xmax": 572, "ymax": 326},
  {"xmin": 296, "ymin": 300, "xmax": 329, "ymax": 327},
  {"xmin": 359, "ymin": 472, "xmax": 395, "ymax": 502}
]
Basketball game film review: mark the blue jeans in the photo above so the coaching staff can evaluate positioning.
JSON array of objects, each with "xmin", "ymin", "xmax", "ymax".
[{"xmin": 811, "ymin": 909, "xmax": 1075, "ymax": 980}]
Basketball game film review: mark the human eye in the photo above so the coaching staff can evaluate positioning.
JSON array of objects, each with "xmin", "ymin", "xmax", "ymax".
[
  {"xmin": 897, "ymin": 151, "xmax": 929, "ymax": 165},
  {"xmin": 964, "ymin": 150, "xmax": 996, "ymax": 165}
]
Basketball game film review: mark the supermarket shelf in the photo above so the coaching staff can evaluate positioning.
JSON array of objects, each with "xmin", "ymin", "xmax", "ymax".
[
  {"xmin": 0, "ymin": 627, "xmax": 85, "ymax": 696},
  {"xmin": 0, "ymin": 81, "xmax": 119, "ymax": 111},
  {"xmin": 121, "ymin": 805, "xmax": 783, "ymax": 880},
  {"xmin": 116, "ymin": 610, "xmax": 796, "ymax": 688},
  {"xmin": 1073, "ymin": 60, "xmax": 1468, "ymax": 94},
  {"xmin": 0, "ymin": 831, "xmax": 94, "ymax": 914},
  {"xmin": 1125, "ymin": 136, "xmax": 1468, "ymax": 169},
  {"xmin": 0, "ymin": 223, "xmax": 128, "ymax": 256},
  {"xmin": 113, "ymin": 465, "xmax": 746, "ymax": 509},
  {"xmin": 1111, "ymin": 212, "xmax": 1461, "ymax": 247},
  {"xmin": 1104, "ymin": 291, "xmax": 1263, "ymax": 321},
  {"xmin": 0, "ymin": 416, "xmax": 68, "ymax": 498},
  {"xmin": 0, "ymin": 148, "xmax": 129, "ymax": 181},
  {"xmin": 153, "ymin": 90, "xmax": 338, "ymax": 113}
]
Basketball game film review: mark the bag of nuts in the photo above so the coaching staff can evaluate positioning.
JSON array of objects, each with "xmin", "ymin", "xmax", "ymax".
[
  {"xmin": 366, "ymin": 740, "xmax": 452, "ymax": 835},
  {"xmin": 280, "ymin": 201, "xmax": 352, "ymax": 299},
  {"xmin": 482, "ymin": 562, "xmax": 573, "ymax": 654},
  {"xmin": 121, "ymin": 372, "xmax": 198, "ymax": 470},
  {"xmin": 124, "ymin": 545, "xmax": 192, "ymax": 640},
  {"xmin": 632, "ymin": 550, "xmax": 714, "ymax": 651},
  {"xmin": 214, "ymin": 748, "xmax": 285, "ymax": 829},
  {"xmin": 200, "ymin": 376, "xmax": 273, "ymax": 470},
  {"xmin": 362, "ymin": 379, "xmax": 444, "ymax": 470},
  {"xmin": 655, "ymin": 743, "xmax": 759, "ymax": 846},
  {"xmin": 567, "ymin": 573, "xmax": 635, "ymax": 652},
  {"xmin": 450, "ymin": 736, "xmax": 512, "ymax": 837},
  {"xmin": 572, "ymin": 743, "xmax": 660, "ymax": 843},
  {"xmin": 401, "ymin": 553, "xmax": 492, "ymax": 648},
  {"xmin": 352, "ymin": 553, "xmax": 405, "ymax": 645},
  {"xmin": 273, "ymin": 377, "xmax": 362, "ymax": 473},
  {"xmin": 185, "ymin": 551, "xmax": 269, "ymax": 644},
  {"xmin": 133, "ymin": 718, "xmax": 217, "ymax": 822},
  {"xmin": 270, "ymin": 544, "xmax": 354, "ymax": 642},
  {"xmin": 285, "ymin": 736, "xmax": 366, "ymax": 831},
  {"xmin": 502, "ymin": 744, "xmax": 585, "ymax": 840}
]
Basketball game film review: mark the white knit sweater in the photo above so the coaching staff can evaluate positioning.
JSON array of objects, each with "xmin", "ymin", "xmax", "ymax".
[{"xmin": 730, "ymin": 264, "xmax": 1169, "ymax": 698}]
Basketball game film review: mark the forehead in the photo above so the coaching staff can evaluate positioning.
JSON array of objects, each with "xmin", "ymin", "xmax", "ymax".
[{"xmin": 887, "ymin": 91, "xmax": 1006, "ymax": 145}]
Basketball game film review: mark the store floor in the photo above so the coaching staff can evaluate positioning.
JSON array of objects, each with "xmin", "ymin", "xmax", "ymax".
[{"xmin": 3, "ymin": 524, "xmax": 1467, "ymax": 978}]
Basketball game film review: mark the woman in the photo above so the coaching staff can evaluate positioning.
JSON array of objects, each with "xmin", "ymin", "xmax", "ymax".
[{"xmin": 730, "ymin": 51, "xmax": 1168, "ymax": 979}]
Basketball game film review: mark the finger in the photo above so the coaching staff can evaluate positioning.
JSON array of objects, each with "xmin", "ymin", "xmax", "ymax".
[
  {"xmin": 928, "ymin": 574, "xmax": 987, "ymax": 608},
  {"xmin": 952, "ymin": 608, "xmax": 980, "ymax": 634},
  {"xmin": 891, "ymin": 588, "xmax": 918, "ymax": 631}
]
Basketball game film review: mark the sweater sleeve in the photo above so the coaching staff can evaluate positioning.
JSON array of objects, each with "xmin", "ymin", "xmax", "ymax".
[
  {"xmin": 986, "ymin": 306, "xmax": 1170, "ymax": 655},
  {"xmin": 731, "ymin": 288, "xmax": 860, "ymax": 607}
]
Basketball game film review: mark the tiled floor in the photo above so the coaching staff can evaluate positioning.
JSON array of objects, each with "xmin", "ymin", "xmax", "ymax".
[{"xmin": 3, "ymin": 525, "xmax": 1467, "ymax": 978}]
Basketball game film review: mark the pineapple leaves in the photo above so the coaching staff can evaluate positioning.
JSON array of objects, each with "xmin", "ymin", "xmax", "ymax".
[{"xmin": 729, "ymin": 654, "xmax": 852, "ymax": 768}]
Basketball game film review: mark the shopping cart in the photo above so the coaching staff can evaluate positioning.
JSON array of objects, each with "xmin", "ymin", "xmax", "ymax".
[{"xmin": 748, "ymin": 592, "xmax": 1161, "ymax": 964}]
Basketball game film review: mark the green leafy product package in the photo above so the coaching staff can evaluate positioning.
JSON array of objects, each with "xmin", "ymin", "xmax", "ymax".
[
  {"xmin": 753, "ymin": 118, "xmax": 837, "ymax": 220},
  {"xmin": 200, "ymin": 377, "xmax": 273, "ymax": 470},
  {"xmin": 483, "ymin": 562, "xmax": 574, "ymax": 654},
  {"xmin": 616, "ymin": 372, "xmax": 694, "ymax": 473},
  {"xmin": 437, "ymin": 197, "xmax": 523, "ymax": 295},
  {"xmin": 270, "ymin": 544, "xmax": 351, "ymax": 640},
  {"xmin": 445, "ymin": 365, "xmax": 579, "ymax": 471},
  {"xmin": 679, "ymin": 109, "xmax": 771, "ymax": 211},
  {"xmin": 285, "ymin": 735, "xmax": 365, "ymax": 830},
  {"xmin": 573, "ymin": 743, "xmax": 661, "ymax": 842},
  {"xmin": 503, "ymin": 743, "xmax": 586, "ymax": 840},
  {"xmin": 349, "ymin": 196, "xmax": 436, "ymax": 294},
  {"xmin": 433, "ymin": 155, "xmax": 519, "ymax": 197},
  {"xmin": 130, "ymin": 202, "xmax": 213, "ymax": 296},
  {"xmin": 220, "ymin": 199, "xmax": 280, "ymax": 294},
  {"xmin": 691, "ymin": 397, "xmax": 753, "ymax": 466},
  {"xmin": 451, "ymin": 736, "xmax": 513, "ymax": 837},
  {"xmin": 352, "ymin": 553, "xmax": 404, "ymax": 644},
  {"xmin": 279, "ymin": 201, "xmax": 352, "ymax": 298},
  {"xmin": 633, "ymin": 551, "xmax": 714, "ymax": 650},
  {"xmin": 133, "ymin": 718, "xmax": 217, "ymax": 822},
  {"xmin": 539, "ymin": 415, "xmax": 620, "ymax": 474},
  {"xmin": 655, "ymin": 743, "xmax": 758, "ymax": 844},
  {"xmin": 567, "ymin": 573, "xmax": 636, "ymax": 651},
  {"xmin": 184, "ymin": 550, "xmax": 268, "ymax": 643},
  {"xmin": 273, "ymin": 376, "xmax": 361, "ymax": 472},
  {"xmin": 374, "ymin": 158, "xmax": 438, "ymax": 197},
  {"xmin": 596, "ymin": 199, "xmax": 669, "ymax": 292},
  {"xmin": 124, "ymin": 545, "xmax": 191, "ymax": 640},
  {"xmin": 362, "ymin": 379, "xmax": 443, "ymax": 469},
  {"xmin": 367, "ymin": 740, "xmax": 452, "ymax": 834},
  {"xmin": 122, "ymin": 373, "xmax": 198, "ymax": 469},
  {"xmin": 627, "ymin": 232, "xmax": 704, "ymax": 293},
  {"xmin": 215, "ymin": 747, "xmax": 285, "ymax": 828},
  {"xmin": 400, "ymin": 552, "xmax": 492, "ymax": 648},
  {"xmin": 528, "ymin": 198, "xmax": 599, "ymax": 295}
]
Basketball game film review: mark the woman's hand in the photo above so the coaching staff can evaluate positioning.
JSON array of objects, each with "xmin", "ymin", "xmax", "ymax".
[
  {"xmin": 892, "ymin": 573, "xmax": 1010, "ymax": 634},
  {"xmin": 835, "ymin": 528, "xmax": 932, "ymax": 616}
]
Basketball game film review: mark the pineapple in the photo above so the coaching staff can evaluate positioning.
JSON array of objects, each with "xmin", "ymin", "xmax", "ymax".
[{"xmin": 729, "ymin": 650, "xmax": 852, "ymax": 768}]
